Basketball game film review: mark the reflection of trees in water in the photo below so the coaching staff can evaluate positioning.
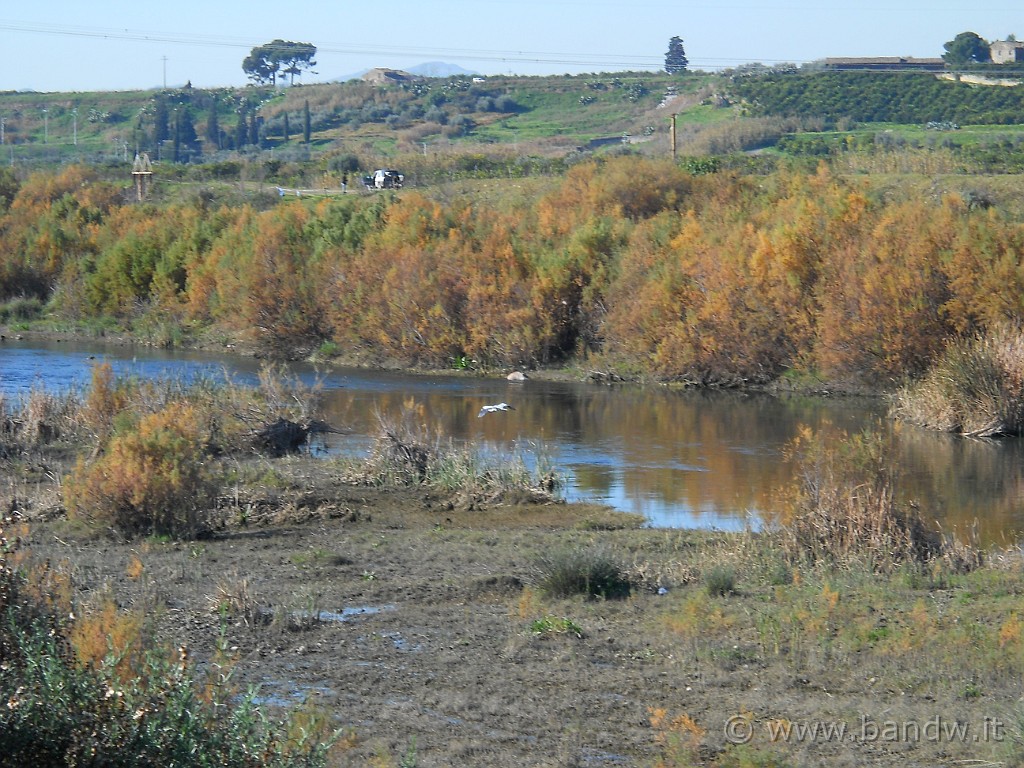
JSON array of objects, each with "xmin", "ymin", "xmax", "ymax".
[
  {"xmin": 896, "ymin": 426, "xmax": 1024, "ymax": 545},
  {"xmin": 315, "ymin": 383, "xmax": 1023, "ymax": 541}
]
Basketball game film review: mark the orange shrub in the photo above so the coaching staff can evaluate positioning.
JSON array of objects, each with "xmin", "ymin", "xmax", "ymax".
[{"xmin": 64, "ymin": 401, "xmax": 218, "ymax": 538}]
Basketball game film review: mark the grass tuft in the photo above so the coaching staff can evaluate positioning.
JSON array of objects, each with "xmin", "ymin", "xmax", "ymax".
[
  {"xmin": 341, "ymin": 409, "xmax": 561, "ymax": 506},
  {"xmin": 704, "ymin": 564, "xmax": 737, "ymax": 596},
  {"xmin": 536, "ymin": 543, "xmax": 632, "ymax": 600}
]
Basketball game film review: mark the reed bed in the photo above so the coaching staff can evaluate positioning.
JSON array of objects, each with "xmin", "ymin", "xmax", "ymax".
[{"xmin": 892, "ymin": 325, "xmax": 1024, "ymax": 438}]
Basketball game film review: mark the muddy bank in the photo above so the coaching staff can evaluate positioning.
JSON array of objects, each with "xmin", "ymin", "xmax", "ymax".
[{"xmin": 15, "ymin": 454, "xmax": 1018, "ymax": 768}]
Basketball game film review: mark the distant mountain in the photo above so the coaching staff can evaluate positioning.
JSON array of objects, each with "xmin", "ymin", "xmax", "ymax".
[
  {"xmin": 406, "ymin": 62, "xmax": 478, "ymax": 78},
  {"xmin": 333, "ymin": 61, "xmax": 478, "ymax": 82}
]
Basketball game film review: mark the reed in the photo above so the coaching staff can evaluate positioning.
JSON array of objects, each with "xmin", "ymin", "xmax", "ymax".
[
  {"xmin": 891, "ymin": 325, "xmax": 1024, "ymax": 438},
  {"xmin": 776, "ymin": 428, "xmax": 980, "ymax": 573}
]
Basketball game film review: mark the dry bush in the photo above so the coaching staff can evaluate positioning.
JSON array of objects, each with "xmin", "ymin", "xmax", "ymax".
[
  {"xmin": 79, "ymin": 362, "xmax": 129, "ymax": 442},
  {"xmin": 206, "ymin": 573, "xmax": 268, "ymax": 628},
  {"xmin": 68, "ymin": 596, "xmax": 146, "ymax": 682},
  {"xmin": 775, "ymin": 427, "xmax": 979, "ymax": 573},
  {"xmin": 64, "ymin": 401, "xmax": 219, "ymax": 538},
  {"xmin": 0, "ymin": 386, "xmax": 78, "ymax": 451},
  {"xmin": 892, "ymin": 326, "xmax": 1024, "ymax": 438},
  {"xmin": 678, "ymin": 115, "xmax": 805, "ymax": 156},
  {"xmin": 217, "ymin": 364, "xmax": 326, "ymax": 454}
]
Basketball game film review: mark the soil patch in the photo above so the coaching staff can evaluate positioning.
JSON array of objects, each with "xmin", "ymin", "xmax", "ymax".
[{"xmin": 15, "ymin": 456, "xmax": 1016, "ymax": 767}]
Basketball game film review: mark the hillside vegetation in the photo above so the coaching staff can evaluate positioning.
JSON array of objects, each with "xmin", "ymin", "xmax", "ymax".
[{"xmin": 3, "ymin": 69, "xmax": 1024, "ymax": 389}]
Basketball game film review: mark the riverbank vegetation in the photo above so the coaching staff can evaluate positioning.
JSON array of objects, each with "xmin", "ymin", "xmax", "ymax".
[
  {"xmin": 5, "ymin": 386, "xmax": 1024, "ymax": 764},
  {"xmin": 891, "ymin": 325, "xmax": 1024, "ymax": 438},
  {"xmin": 4, "ymin": 156, "xmax": 1024, "ymax": 390},
  {"xmin": 1, "ymin": 363, "xmax": 560, "ymax": 538}
]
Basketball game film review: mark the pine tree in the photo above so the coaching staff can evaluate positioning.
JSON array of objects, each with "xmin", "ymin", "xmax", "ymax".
[
  {"xmin": 303, "ymin": 100, "xmax": 311, "ymax": 144},
  {"xmin": 283, "ymin": 113, "xmax": 290, "ymax": 142},
  {"xmin": 665, "ymin": 36, "xmax": 688, "ymax": 75}
]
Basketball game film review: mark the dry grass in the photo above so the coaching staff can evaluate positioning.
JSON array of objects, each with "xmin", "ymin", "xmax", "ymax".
[
  {"xmin": 341, "ymin": 409, "xmax": 560, "ymax": 507},
  {"xmin": 892, "ymin": 325, "xmax": 1024, "ymax": 438},
  {"xmin": 772, "ymin": 427, "xmax": 981, "ymax": 573}
]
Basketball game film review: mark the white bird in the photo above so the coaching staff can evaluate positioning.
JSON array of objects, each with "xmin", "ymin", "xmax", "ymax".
[{"xmin": 478, "ymin": 402, "xmax": 515, "ymax": 417}]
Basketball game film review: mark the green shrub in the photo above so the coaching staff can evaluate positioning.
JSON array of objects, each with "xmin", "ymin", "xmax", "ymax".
[
  {"xmin": 0, "ymin": 519, "xmax": 335, "ymax": 767},
  {"xmin": 530, "ymin": 615, "xmax": 583, "ymax": 637},
  {"xmin": 704, "ymin": 564, "xmax": 737, "ymax": 597},
  {"xmin": 536, "ymin": 544, "xmax": 632, "ymax": 599},
  {"xmin": 0, "ymin": 296, "xmax": 43, "ymax": 323}
]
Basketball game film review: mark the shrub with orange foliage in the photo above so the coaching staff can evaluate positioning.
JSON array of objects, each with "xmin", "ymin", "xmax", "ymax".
[{"xmin": 64, "ymin": 401, "xmax": 218, "ymax": 538}]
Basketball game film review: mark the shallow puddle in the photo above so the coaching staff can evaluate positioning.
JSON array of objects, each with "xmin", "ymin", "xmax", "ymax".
[{"xmin": 293, "ymin": 604, "xmax": 396, "ymax": 623}]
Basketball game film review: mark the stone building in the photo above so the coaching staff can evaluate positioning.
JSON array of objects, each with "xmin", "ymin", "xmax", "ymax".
[{"xmin": 990, "ymin": 40, "xmax": 1024, "ymax": 64}]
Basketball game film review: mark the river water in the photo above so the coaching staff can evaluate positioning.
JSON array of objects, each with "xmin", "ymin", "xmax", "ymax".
[{"xmin": 3, "ymin": 338, "xmax": 1023, "ymax": 544}]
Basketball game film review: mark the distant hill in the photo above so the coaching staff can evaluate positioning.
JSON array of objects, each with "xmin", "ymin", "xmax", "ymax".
[
  {"xmin": 334, "ymin": 61, "xmax": 477, "ymax": 81},
  {"xmin": 406, "ymin": 62, "xmax": 478, "ymax": 78}
]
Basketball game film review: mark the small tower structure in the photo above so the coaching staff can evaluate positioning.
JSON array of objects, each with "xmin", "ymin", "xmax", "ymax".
[{"xmin": 131, "ymin": 152, "xmax": 153, "ymax": 202}]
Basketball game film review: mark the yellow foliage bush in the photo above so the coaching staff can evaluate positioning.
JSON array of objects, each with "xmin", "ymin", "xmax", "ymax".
[{"xmin": 64, "ymin": 401, "xmax": 218, "ymax": 538}]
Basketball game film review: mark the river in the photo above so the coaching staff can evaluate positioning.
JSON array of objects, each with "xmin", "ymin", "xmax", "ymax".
[{"xmin": 3, "ymin": 338, "xmax": 1023, "ymax": 544}]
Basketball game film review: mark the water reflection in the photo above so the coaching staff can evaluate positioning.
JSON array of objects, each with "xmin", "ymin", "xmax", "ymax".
[{"xmin": 1, "ymin": 339, "xmax": 1023, "ymax": 543}]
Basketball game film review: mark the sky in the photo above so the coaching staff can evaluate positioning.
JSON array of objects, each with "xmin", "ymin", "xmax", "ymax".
[{"xmin": 1, "ymin": 1, "xmax": 1020, "ymax": 93}]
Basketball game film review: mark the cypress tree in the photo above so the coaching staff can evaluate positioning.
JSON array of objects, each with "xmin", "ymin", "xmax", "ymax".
[
  {"xmin": 153, "ymin": 98, "xmax": 170, "ymax": 144},
  {"xmin": 235, "ymin": 108, "xmax": 249, "ymax": 147},
  {"xmin": 205, "ymin": 96, "xmax": 220, "ymax": 148},
  {"xmin": 665, "ymin": 36, "xmax": 689, "ymax": 74},
  {"xmin": 172, "ymin": 110, "xmax": 181, "ymax": 163}
]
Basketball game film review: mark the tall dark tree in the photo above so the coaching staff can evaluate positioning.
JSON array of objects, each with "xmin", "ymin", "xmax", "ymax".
[
  {"xmin": 205, "ymin": 96, "xmax": 220, "ymax": 148},
  {"xmin": 303, "ymin": 100, "xmax": 311, "ymax": 143},
  {"xmin": 235, "ymin": 108, "xmax": 249, "ymax": 148},
  {"xmin": 248, "ymin": 112, "xmax": 259, "ymax": 147},
  {"xmin": 172, "ymin": 109, "xmax": 200, "ymax": 163},
  {"xmin": 665, "ymin": 36, "xmax": 689, "ymax": 74},
  {"xmin": 172, "ymin": 110, "xmax": 181, "ymax": 163},
  {"xmin": 153, "ymin": 98, "xmax": 170, "ymax": 145},
  {"xmin": 943, "ymin": 31, "xmax": 991, "ymax": 65},
  {"xmin": 242, "ymin": 40, "xmax": 317, "ymax": 85},
  {"xmin": 283, "ymin": 112, "xmax": 290, "ymax": 142}
]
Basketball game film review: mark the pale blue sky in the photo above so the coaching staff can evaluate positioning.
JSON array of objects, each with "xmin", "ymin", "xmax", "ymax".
[{"xmin": 1, "ymin": 1, "xmax": 1019, "ymax": 92}]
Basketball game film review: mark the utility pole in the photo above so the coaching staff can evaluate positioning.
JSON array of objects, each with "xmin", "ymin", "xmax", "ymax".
[
  {"xmin": 0, "ymin": 116, "xmax": 5, "ymax": 145},
  {"xmin": 670, "ymin": 113, "xmax": 677, "ymax": 162},
  {"xmin": 42, "ymin": 108, "xmax": 48, "ymax": 144},
  {"xmin": 162, "ymin": 56, "xmax": 168, "ymax": 89},
  {"xmin": 72, "ymin": 108, "xmax": 77, "ymax": 146}
]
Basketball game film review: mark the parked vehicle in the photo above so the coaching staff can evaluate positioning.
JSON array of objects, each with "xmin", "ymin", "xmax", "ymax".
[{"xmin": 363, "ymin": 169, "xmax": 404, "ymax": 190}]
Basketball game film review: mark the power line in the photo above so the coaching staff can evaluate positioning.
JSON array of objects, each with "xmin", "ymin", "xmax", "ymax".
[{"xmin": 0, "ymin": 18, "xmax": 806, "ymax": 72}]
